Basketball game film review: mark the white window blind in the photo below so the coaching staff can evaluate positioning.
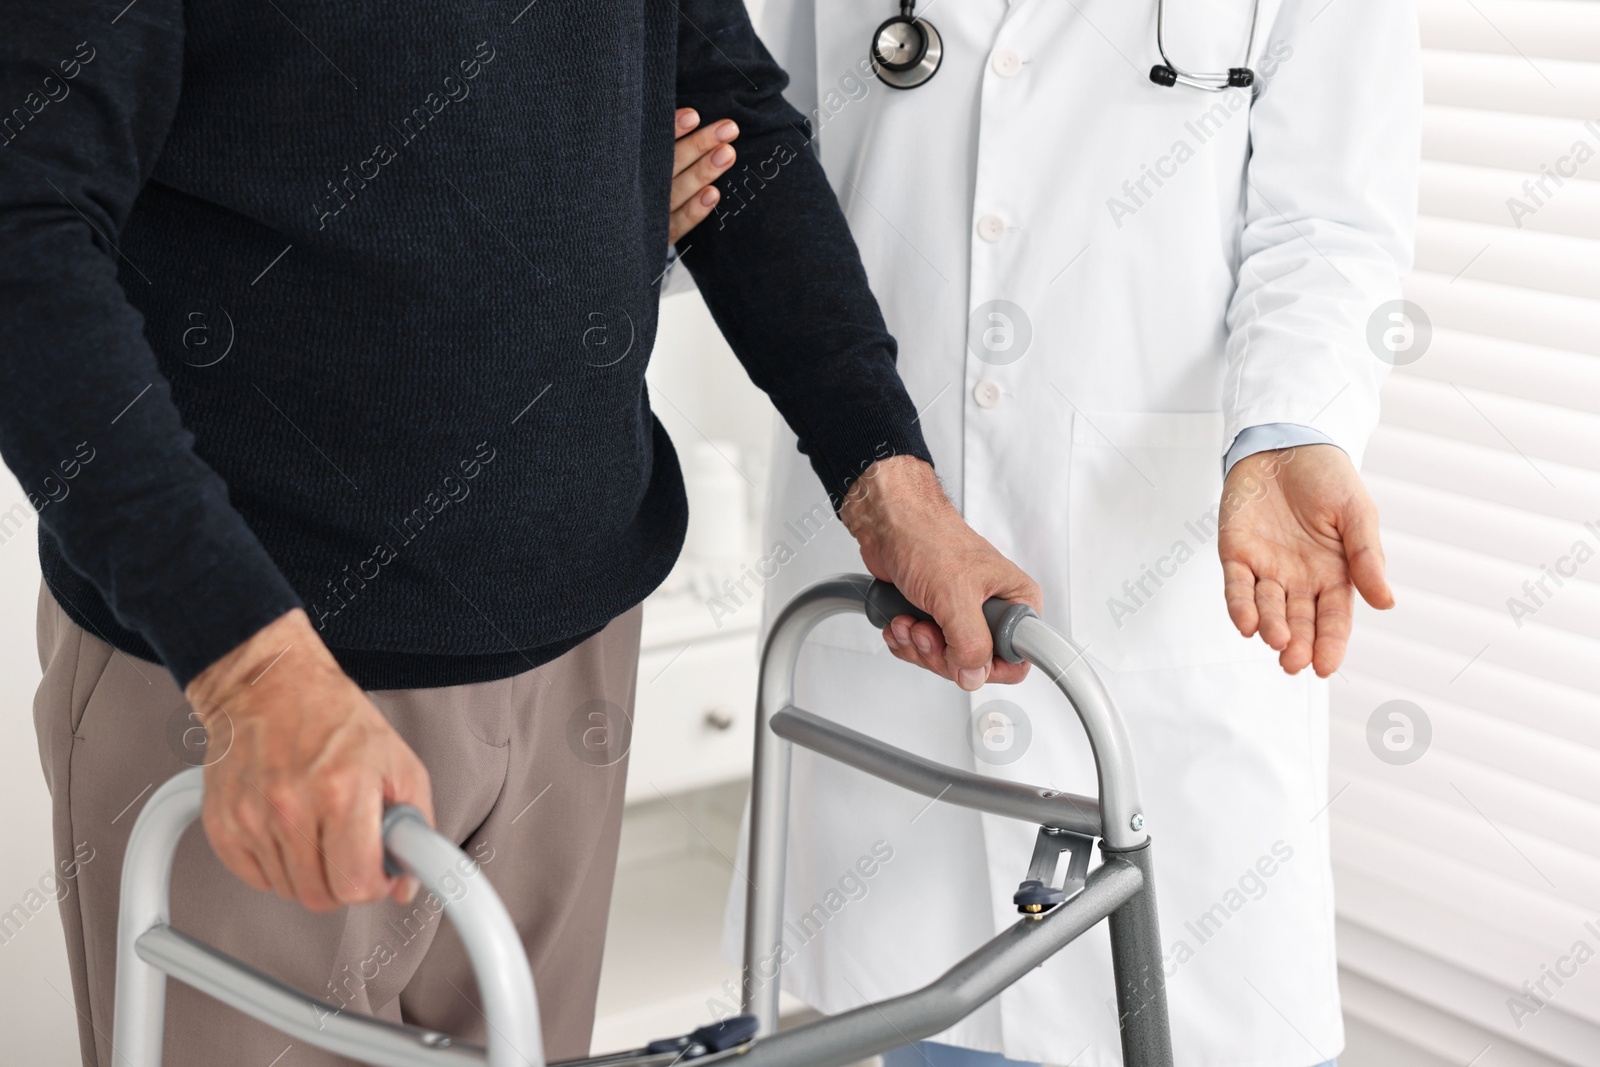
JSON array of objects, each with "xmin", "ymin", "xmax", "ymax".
[{"xmin": 1335, "ymin": 3, "xmax": 1600, "ymax": 1065}]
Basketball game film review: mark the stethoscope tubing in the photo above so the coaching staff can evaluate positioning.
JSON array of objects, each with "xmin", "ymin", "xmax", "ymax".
[
  {"xmin": 873, "ymin": 0, "xmax": 1265, "ymax": 92},
  {"xmin": 1153, "ymin": 0, "xmax": 1263, "ymax": 91}
]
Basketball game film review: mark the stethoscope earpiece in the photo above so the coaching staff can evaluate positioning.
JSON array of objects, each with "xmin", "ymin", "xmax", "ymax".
[{"xmin": 870, "ymin": 2, "xmax": 942, "ymax": 90}]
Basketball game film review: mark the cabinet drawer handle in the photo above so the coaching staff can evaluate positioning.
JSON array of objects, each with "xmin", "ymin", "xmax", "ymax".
[{"xmin": 703, "ymin": 708, "xmax": 735, "ymax": 732}]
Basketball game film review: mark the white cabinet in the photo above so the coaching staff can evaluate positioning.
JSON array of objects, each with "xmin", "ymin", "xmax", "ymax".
[{"xmin": 626, "ymin": 587, "xmax": 761, "ymax": 804}]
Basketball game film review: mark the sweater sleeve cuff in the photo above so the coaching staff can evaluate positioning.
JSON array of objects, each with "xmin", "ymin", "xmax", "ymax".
[
  {"xmin": 802, "ymin": 401, "xmax": 935, "ymax": 511},
  {"xmin": 97, "ymin": 506, "xmax": 305, "ymax": 690}
]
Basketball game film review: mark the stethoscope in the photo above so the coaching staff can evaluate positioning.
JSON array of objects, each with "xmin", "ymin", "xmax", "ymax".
[
  {"xmin": 1149, "ymin": 0, "xmax": 1262, "ymax": 90},
  {"xmin": 868, "ymin": 0, "xmax": 1262, "ymax": 92},
  {"xmin": 868, "ymin": 2, "xmax": 944, "ymax": 90}
]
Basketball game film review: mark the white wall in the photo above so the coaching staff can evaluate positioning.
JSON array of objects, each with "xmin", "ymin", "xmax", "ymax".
[
  {"xmin": 648, "ymin": 287, "xmax": 776, "ymax": 481},
  {"xmin": 0, "ymin": 465, "xmax": 78, "ymax": 1063},
  {"xmin": 1333, "ymin": 4, "xmax": 1600, "ymax": 1064}
]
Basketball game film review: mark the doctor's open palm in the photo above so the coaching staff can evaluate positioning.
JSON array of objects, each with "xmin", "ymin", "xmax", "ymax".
[{"xmin": 1219, "ymin": 444, "xmax": 1395, "ymax": 677}]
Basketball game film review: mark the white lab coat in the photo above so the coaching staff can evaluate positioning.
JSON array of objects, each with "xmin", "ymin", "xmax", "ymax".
[{"xmin": 720, "ymin": 1, "xmax": 1419, "ymax": 1064}]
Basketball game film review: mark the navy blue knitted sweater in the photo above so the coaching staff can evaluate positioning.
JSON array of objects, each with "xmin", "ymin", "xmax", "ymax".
[{"xmin": 0, "ymin": 1, "xmax": 929, "ymax": 689}]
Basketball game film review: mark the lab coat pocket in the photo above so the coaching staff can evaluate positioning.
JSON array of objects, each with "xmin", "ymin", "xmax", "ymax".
[{"xmin": 1068, "ymin": 411, "xmax": 1272, "ymax": 672}]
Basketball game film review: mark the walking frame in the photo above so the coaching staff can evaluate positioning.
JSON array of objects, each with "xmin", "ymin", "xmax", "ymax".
[{"xmin": 113, "ymin": 575, "xmax": 1173, "ymax": 1067}]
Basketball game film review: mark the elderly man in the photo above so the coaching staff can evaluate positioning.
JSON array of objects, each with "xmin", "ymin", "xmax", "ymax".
[{"xmin": 0, "ymin": 3, "xmax": 1035, "ymax": 1063}]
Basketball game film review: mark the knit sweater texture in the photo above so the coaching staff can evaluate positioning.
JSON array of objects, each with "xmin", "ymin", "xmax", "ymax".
[{"xmin": 0, "ymin": 0, "xmax": 930, "ymax": 689}]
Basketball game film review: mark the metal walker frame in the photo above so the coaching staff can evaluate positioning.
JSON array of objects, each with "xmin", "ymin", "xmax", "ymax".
[{"xmin": 112, "ymin": 575, "xmax": 1172, "ymax": 1067}]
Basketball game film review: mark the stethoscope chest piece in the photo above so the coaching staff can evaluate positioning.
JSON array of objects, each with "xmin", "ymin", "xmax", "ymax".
[{"xmin": 870, "ymin": 3, "xmax": 942, "ymax": 89}]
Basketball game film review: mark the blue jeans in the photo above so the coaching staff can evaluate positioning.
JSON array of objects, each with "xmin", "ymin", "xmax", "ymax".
[{"xmin": 881, "ymin": 1041, "xmax": 1337, "ymax": 1067}]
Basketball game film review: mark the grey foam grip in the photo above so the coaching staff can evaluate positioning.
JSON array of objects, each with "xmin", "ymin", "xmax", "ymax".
[{"xmin": 862, "ymin": 579, "xmax": 1038, "ymax": 664}]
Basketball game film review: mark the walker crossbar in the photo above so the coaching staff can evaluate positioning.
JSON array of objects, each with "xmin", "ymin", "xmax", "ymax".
[
  {"xmin": 733, "ymin": 856, "xmax": 1147, "ymax": 1067},
  {"xmin": 542, "ymin": 856, "xmax": 1147, "ymax": 1067},
  {"xmin": 769, "ymin": 705, "xmax": 1101, "ymax": 836},
  {"xmin": 133, "ymin": 924, "xmax": 488, "ymax": 1067}
]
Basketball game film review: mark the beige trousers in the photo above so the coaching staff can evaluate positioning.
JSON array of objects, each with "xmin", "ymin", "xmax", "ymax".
[{"xmin": 33, "ymin": 584, "xmax": 642, "ymax": 1067}]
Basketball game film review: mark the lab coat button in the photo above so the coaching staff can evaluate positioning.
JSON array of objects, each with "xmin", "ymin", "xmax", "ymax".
[
  {"xmin": 973, "ymin": 380, "xmax": 1003, "ymax": 408},
  {"xmin": 977, "ymin": 214, "xmax": 1007, "ymax": 243},
  {"xmin": 992, "ymin": 48, "xmax": 1023, "ymax": 77}
]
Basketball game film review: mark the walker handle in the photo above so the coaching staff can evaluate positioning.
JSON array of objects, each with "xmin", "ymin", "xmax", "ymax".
[
  {"xmin": 112, "ymin": 767, "xmax": 544, "ymax": 1067},
  {"xmin": 861, "ymin": 579, "xmax": 1037, "ymax": 664}
]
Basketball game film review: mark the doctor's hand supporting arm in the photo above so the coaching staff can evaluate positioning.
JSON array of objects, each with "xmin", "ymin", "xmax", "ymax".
[
  {"xmin": 670, "ymin": 107, "xmax": 740, "ymax": 243},
  {"xmin": 1219, "ymin": 444, "xmax": 1393, "ymax": 678}
]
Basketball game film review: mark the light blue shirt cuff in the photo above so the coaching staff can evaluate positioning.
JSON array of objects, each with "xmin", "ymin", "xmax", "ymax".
[{"xmin": 1223, "ymin": 423, "xmax": 1339, "ymax": 476}]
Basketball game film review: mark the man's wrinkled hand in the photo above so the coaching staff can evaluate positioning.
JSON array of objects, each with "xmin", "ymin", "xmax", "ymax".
[
  {"xmin": 840, "ymin": 455, "xmax": 1042, "ymax": 690},
  {"xmin": 185, "ymin": 609, "xmax": 434, "ymax": 912},
  {"xmin": 1218, "ymin": 444, "xmax": 1394, "ymax": 677}
]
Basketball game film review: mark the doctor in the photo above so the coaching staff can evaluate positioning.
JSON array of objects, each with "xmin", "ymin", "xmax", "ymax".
[{"xmin": 680, "ymin": 0, "xmax": 1420, "ymax": 1064}]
